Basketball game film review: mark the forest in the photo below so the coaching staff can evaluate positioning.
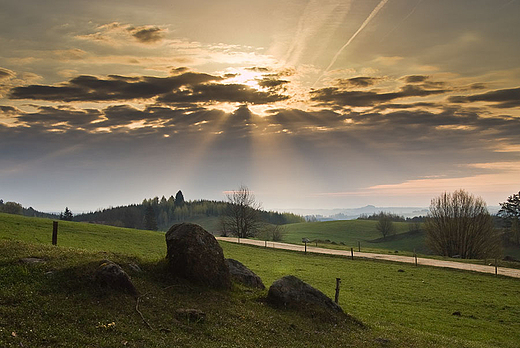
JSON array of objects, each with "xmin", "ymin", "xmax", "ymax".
[{"xmin": 73, "ymin": 191, "xmax": 304, "ymax": 231}]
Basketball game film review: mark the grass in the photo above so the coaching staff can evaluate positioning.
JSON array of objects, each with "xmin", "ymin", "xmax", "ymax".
[
  {"xmin": 221, "ymin": 242, "xmax": 520, "ymax": 348},
  {"xmin": 281, "ymin": 219, "xmax": 520, "ymax": 263},
  {"xmin": 0, "ymin": 240, "xmax": 369, "ymax": 348},
  {"xmin": 1, "ymin": 213, "xmax": 520, "ymax": 347},
  {"xmin": 283, "ymin": 220, "xmax": 412, "ymax": 246},
  {"xmin": 0, "ymin": 213, "xmax": 165, "ymax": 260}
]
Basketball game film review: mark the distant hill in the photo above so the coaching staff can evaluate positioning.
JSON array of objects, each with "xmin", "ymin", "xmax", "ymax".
[
  {"xmin": 286, "ymin": 205, "xmax": 502, "ymax": 221},
  {"xmin": 283, "ymin": 205, "xmax": 429, "ymax": 221}
]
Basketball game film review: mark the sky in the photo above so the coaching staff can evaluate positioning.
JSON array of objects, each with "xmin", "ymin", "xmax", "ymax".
[{"xmin": 1, "ymin": 0, "xmax": 519, "ymax": 213}]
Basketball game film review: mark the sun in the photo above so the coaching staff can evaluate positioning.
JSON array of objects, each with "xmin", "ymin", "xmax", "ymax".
[{"xmin": 223, "ymin": 68, "xmax": 263, "ymax": 90}]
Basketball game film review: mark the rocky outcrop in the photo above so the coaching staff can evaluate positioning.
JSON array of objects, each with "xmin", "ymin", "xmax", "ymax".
[
  {"xmin": 165, "ymin": 223, "xmax": 231, "ymax": 289},
  {"xmin": 226, "ymin": 258, "xmax": 265, "ymax": 289}
]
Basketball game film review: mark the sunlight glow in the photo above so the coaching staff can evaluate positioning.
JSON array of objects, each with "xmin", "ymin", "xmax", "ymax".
[{"xmin": 223, "ymin": 69, "xmax": 263, "ymax": 89}]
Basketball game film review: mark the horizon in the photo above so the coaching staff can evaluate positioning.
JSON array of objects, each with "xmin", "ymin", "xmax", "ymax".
[{"xmin": 1, "ymin": 0, "xmax": 519, "ymax": 213}]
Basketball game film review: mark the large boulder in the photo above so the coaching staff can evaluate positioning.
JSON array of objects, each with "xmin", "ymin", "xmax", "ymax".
[
  {"xmin": 267, "ymin": 275, "xmax": 343, "ymax": 313},
  {"xmin": 94, "ymin": 260, "xmax": 138, "ymax": 297},
  {"xmin": 226, "ymin": 258, "xmax": 265, "ymax": 289},
  {"xmin": 165, "ymin": 223, "xmax": 231, "ymax": 289}
]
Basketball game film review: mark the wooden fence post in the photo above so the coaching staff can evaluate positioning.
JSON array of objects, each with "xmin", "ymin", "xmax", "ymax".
[
  {"xmin": 335, "ymin": 278, "xmax": 341, "ymax": 304},
  {"xmin": 351, "ymin": 248, "xmax": 354, "ymax": 260},
  {"xmin": 414, "ymin": 248, "xmax": 417, "ymax": 266},
  {"xmin": 495, "ymin": 258, "xmax": 498, "ymax": 276},
  {"xmin": 358, "ymin": 241, "xmax": 360, "ymax": 252},
  {"xmin": 52, "ymin": 221, "xmax": 58, "ymax": 245}
]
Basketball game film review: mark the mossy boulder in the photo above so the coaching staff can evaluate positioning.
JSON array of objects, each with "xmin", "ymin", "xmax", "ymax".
[
  {"xmin": 165, "ymin": 223, "xmax": 231, "ymax": 289},
  {"xmin": 226, "ymin": 258, "xmax": 265, "ymax": 289},
  {"xmin": 267, "ymin": 275, "xmax": 343, "ymax": 313}
]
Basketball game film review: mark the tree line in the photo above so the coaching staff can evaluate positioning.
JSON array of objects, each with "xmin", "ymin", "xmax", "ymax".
[
  {"xmin": 73, "ymin": 190, "xmax": 304, "ymax": 231},
  {"xmin": 0, "ymin": 199, "xmax": 57, "ymax": 219}
]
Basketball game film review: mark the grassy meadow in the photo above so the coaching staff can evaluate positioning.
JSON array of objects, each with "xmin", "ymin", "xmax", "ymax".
[
  {"xmin": 1, "ymin": 213, "xmax": 519, "ymax": 347},
  {"xmin": 282, "ymin": 219, "xmax": 520, "ymax": 260},
  {"xmin": 282, "ymin": 220, "xmax": 429, "ymax": 254}
]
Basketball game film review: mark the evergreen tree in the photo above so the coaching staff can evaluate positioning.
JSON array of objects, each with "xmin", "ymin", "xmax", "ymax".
[
  {"xmin": 60, "ymin": 207, "xmax": 73, "ymax": 221},
  {"xmin": 144, "ymin": 205, "xmax": 158, "ymax": 231},
  {"xmin": 174, "ymin": 190, "xmax": 185, "ymax": 207}
]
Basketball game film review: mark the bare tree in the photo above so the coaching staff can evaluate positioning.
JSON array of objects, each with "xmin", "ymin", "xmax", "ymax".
[
  {"xmin": 425, "ymin": 190, "xmax": 502, "ymax": 259},
  {"xmin": 375, "ymin": 212, "xmax": 395, "ymax": 239},
  {"xmin": 224, "ymin": 185, "xmax": 262, "ymax": 238}
]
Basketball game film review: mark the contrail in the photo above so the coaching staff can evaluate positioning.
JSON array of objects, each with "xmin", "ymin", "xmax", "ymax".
[
  {"xmin": 497, "ymin": 0, "xmax": 516, "ymax": 11},
  {"xmin": 379, "ymin": 0, "xmax": 423, "ymax": 43},
  {"xmin": 282, "ymin": 0, "xmax": 351, "ymax": 67},
  {"xmin": 314, "ymin": 0, "xmax": 390, "ymax": 86}
]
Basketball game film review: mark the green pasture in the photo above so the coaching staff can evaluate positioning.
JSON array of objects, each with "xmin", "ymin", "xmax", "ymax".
[
  {"xmin": 0, "ymin": 213, "xmax": 519, "ymax": 347},
  {"xmin": 282, "ymin": 220, "xmax": 427, "ymax": 253}
]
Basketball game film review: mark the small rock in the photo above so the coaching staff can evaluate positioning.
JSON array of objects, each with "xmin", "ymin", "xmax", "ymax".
[
  {"xmin": 226, "ymin": 259, "xmax": 265, "ymax": 289},
  {"xmin": 94, "ymin": 261, "xmax": 138, "ymax": 297},
  {"xmin": 452, "ymin": 311, "xmax": 461, "ymax": 316},
  {"xmin": 267, "ymin": 275, "xmax": 343, "ymax": 313},
  {"xmin": 20, "ymin": 257, "xmax": 45, "ymax": 264},
  {"xmin": 397, "ymin": 269, "xmax": 405, "ymax": 273}
]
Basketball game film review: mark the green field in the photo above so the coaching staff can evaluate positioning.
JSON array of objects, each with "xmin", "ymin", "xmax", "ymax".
[
  {"xmin": 1, "ymin": 213, "xmax": 519, "ymax": 347},
  {"xmin": 282, "ymin": 220, "xmax": 520, "ymax": 259},
  {"xmin": 282, "ymin": 220, "xmax": 428, "ymax": 253}
]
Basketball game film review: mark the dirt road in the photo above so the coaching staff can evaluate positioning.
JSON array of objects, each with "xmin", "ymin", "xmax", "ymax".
[{"xmin": 217, "ymin": 237, "xmax": 520, "ymax": 279}]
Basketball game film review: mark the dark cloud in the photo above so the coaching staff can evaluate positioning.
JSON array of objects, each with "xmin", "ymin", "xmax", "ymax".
[
  {"xmin": 16, "ymin": 106, "xmax": 102, "ymax": 128},
  {"xmin": 448, "ymin": 87, "xmax": 520, "ymax": 108},
  {"xmin": 9, "ymin": 71, "xmax": 288, "ymax": 105},
  {"xmin": 9, "ymin": 72, "xmax": 221, "ymax": 102},
  {"xmin": 310, "ymin": 84, "xmax": 449, "ymax": 107},
  {"xmin": 469, "ymin": 83, "xmax": 487, "ymax": 90},
  {"xmin": 372, "ymin": 102, "xmax": 439, "ymax": 111},
  {"xmin": 337, "ymin": 77, "xmax": 381, "ymax": 87},
  {"xmin": 0, "ymin": 105, "xmax": 19, "ymax": 113},
  {"xmin": 171, "ymin": 67, "xmax": 189, "ymax": 75},
  {"xmin": 129, "ymin": 26, "xmax": 165, "ymax": 44},
  {"xmin": 257, "ymin": 77, "xmax": 289, "ymax": 90},
  {"xmin": 403, "ymin": 75, "xmax": 429, "ymax": 83},
  {"xmin": 157, "ymin": 83, "xmax": 288, "ymax": 105},
  {"xmin": 245, "ymin": 67, "xmax": 270, "ymax": 72}
]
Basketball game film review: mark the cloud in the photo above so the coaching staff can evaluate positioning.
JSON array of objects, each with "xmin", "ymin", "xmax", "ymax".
[
  {"xmin": 129, "ymin": 26, "xmax": 165, "ymax": 44},
  {"xmin": 257, "ymin": 77, "xmax": 289, "ymax": 91},
  {"xmin": 0, "ymin": 68, "xmax": 15, "ymax": 80},
  {"xmin": 9, "ymin": 69, "xmax": 290, "ymax": 106},
  {"xmin": 448, "ymin": 87, "xmax": 520, "ymax": 108},
  {"xmin": 336, "ymin": 76, "xmax": 382, "ymax": 87},
  {"xmin": 157, "ymin": 83, "xmax": 289, "ymax": 105},
  {"xmin": 52, "ymin": 49, "xmax": 88, "ymax": 61},
  {"xmin": 76, "ymin": 22, "xmax": 167, "ymax": 46},
  {"xmin": 310, "ymin": 84, "xmax": 449, "ymax": 107},
  {"xmin": 15, "ymin": 106, "xmax": 102, "ymax": 129},
  {"xmin": 403, "ymin": 75, "xmax": 429, "ymax": 83},
  {"xmin": 9, "ymin": 72, "xmax": 222, "ymax": 102}
]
